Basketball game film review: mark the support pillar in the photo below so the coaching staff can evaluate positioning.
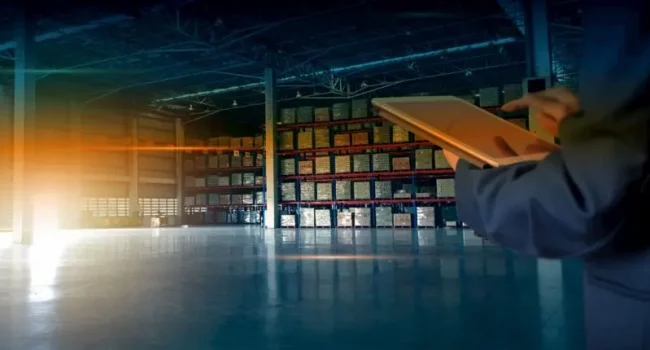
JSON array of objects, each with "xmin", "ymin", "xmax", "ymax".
[
  {"xmin": 175, "ymin": 118, "xmax": 184, "ymax": 225},
  {"xmin": 0, "ymin": 86, "xmax": 12, "ymax": 232},
  {"xmin": 68, "ymin": 101, "xmax": 82, "ymax": 228},
  {"xmin": 13, "ymin": 7, "xmax": 36, "ymax": 244},
  {"xmin": 129, "ymin": 117, "xmax": 140, "ymax": 221},
  {"xmin": 264, "ymin": 67, "xmax": 279, "ymax": 228}
]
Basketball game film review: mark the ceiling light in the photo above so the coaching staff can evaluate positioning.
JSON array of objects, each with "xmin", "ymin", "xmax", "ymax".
[
  {"xmin": 296, "ymin": 91, "xmax": 302, "ymax": 97},
  {"xmin": 232, "ymin": 100, "xmax": 238, "ymax": 107}
]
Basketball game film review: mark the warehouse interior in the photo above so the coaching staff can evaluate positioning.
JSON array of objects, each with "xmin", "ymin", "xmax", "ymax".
[{"xmin": 0, "ymin": 0, "xmax": 585, "ymax": 349}]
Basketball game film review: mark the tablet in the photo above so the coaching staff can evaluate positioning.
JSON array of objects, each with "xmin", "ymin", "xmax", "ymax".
[{"xmin": 372, "ymin": 96, "xmax": 559, "ymax": 168}]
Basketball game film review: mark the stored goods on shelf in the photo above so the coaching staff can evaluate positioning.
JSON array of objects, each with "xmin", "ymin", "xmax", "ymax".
[
  {"xmin": 300, "ymin": 182, "xmax": 316, "ymax": 201},
  {"xmin": 353, "ymin": 154, "xmax": 370, "ymax": 172},
  {"xmin": 184, "ymin": 159, "xmax": 194, "ymax": 170},
  {"xmin": 393, "ymin": 213, "xmax": 412, "ymax": 227},
  {"xmin": 437, "ymin": 179, "xmax": 455, "ymax": 198},
  {"xmin": 297, "ymin": 106, "xmax": 314, "ymax": 123},
  {"xmin": 280, "ymin": 131, "xmax": 294, "ymax": 150},
  {"xmin": 184, "ymin": 196, "xmax": 195, "ymax": 206},
  {"xmin": 218, "ymin": 176, "xmax": 229, "ymax": 186},
  {"xmin": 195, "ymin": 177, "xmax": 206, "ymax": 187},
  {"xmin": 315, "ymin": 156, "xmax": 331, "ymax": 174},
  {"xmin": 185, "ymin": 176, "xmax": 195, "ymax": 187},
  {"xmin": 207, "ymin": 175, "xmax": 220, "ymax": 187},
  {"xmin": 316, "ymin": 182, "xmax": 332, "ymax": 201},
  {"xmin": 241, "ymin": 137, "xmax": 254, "ymax": 148},
  {"xmin": 503, "ymin": 83, "xmax": 522, "ymax": 103},
  {"xmin": 337, "ymin": 211, "xmax": 353, "ymax": 227},
  {"xmin": 256, "ymin": 153, "xmax": 264, "ymax": 167},
  {"xmin": 231, "ymin": 194, "xmax": 243, "ymax": 205},
  {"xmin": 255, "ymin": 176, "xmax": 264, "ymax": 185},
  {"xmin": 298, "ymin": 129, "xmax": 314, "ymax": 149},
  {"xmin": 254, "ymin": 135, "xmax": 264, "ymax": 148},
  {"xmin": 373, "ymin": 125, "xmax": 391, "ymax": 144},
  {"xmin": 336, "ymin": 180, "xmax": 352, "ymax": 200},
  {"xmin": 242, "ymin": 211, "xmax": 259, "ymax": 224},
  {"xmin": 442, "ymin": 205, "xmax": 458, "ymax": 226},
  {"xmin": 231, "ymin": 173, "xmax": 243, "ymax": 186},
  {"xmin": 208, "ymin": 155, "xmax": 219, "ymax": 168},
  {"xmin": 392, "ymin": 125, "xmax": 410, "ymax": 143},
  {"xmin": 353, "ymin": 181, "xmax": 371, "ymax": 199},
  {"xmin": 347, "ymin": 123, "xmax": 362, "ymax": 131},
  {"xmin": 230, "ymin": 137, "xmax": 242, "ymax": 148},
  {"xmin": 281, "ymin": 183, "xmax": 296, "ymax": 201},
  {"xmin": 298, "ymin": 160, "xmax": 313, "ymax": 175},
  {"xmin": 374, "ymin": 181, "xmax": 392, "ymax": 199},
  {"xmin": 372, "ymin": 153, "xmax": 390, "ymax": 171},
  {"xmin": 243, "ymin": 173, "xmax": 255, "ymax": 186},
  {"xmin": 242, "ymin": 154, "xmax": 254, "ymax": 167},
  {"xmin": 351, "ymin": 131, "xmax": 369, "ymax": 145},
  {"xmin": 434, "ymin": 150, "xmax": 451, "ymax": 169},
  {"xmin": 351, "ymin": 99, "xmax": 369, "ymax": 119},
  {"xmin": 353, "ymin": 208, "xmax": 371, "ymax": 226},
  {"xmin": 334, "ymin": 133, "xmax": 351, "ymax": 147},
  {"xmin": 243, "ymin": 194, "xmax": 254, "ymax": 205},
  {"xmin": 281, "ymin": 108, "xmax": 297, "ymax": 124},
  {"xmin": 281, "ymin": 214, "xmax": 296, "ymax": 227},
  {"xmin": 300, "ymin": 208, "xmax": 315, "ymax": 227},
  {"xmin": 393, "ymin": 189, "xmax": 411, "ymax": 199},
  {"xmin": 417, "ymin": 207, "xmax": 436, "ymax": 227},
  {"xmin": 314, "ymin": 128, "xmax": 330, "ymax": 148},
  {"xmin": 208, "ymin": 193, "xmax": 220, "ymax": 205},
  {"xmin": 220, "ymin": 194, "xmax": 231, "ymax": 205},
  {"xmin": 392, "ymin": 157, "xmax": 410, "ymax": 171},
  {"xmin": 415, "ymin": 148, "xmax": 433, "ymax": 169},
  {"xmin": 315, "ymin": 107, "xmax": 330, "ymax": 122},
  {"xmin": 281, "ymin": 159, "xmax": 295, "ymax": 175},
  {"xmin": 332, "ymin": 102, "xmax": 350, "ymax": 120},
  {"xmin": 416, "ymin": 192, "xmax": 432, "ymax": 198},
  {"xmin": 231, "ymin": 154, "xmax": 242, "ymax": 167},
  {"xmin": 479, "ymin": 87, "xmax": 500, "ymax": 107},
  {"xmin": 195, "ymin": 155, "xmax": 206, "ymax": 169},
  {"xmin": 375, "ymin": 207, "xmax": 393, "ymax": 227},
  {"xmin": 208, "ymin": 137, "xmax": 219, "ymax": 146},
  {"xmin": 315, "ymin": 209, "xmax": 331, "ymax": 227},
  {"xmin": 335, "ymin": 155, "xmax": 351, "ymax": 173},
  {"xmin": 219, "ymin": 154, "xmax": 230, "ymax": 168},
  {"xmin": 255, "ymin": 192, "xmax": 264, "ymax": 204},
  {"xmin": 218, "ymin": 137, "xmax": 230, "ymax": 147}
]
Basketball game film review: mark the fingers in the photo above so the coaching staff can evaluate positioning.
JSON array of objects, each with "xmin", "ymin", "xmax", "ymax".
[
  {"xmin": 536, "ymin": 112, "xmax": 559, "ymax": 137},
  {"xmin": 501, "ymin": 87, "xmax": 579, "ymax": 117}
]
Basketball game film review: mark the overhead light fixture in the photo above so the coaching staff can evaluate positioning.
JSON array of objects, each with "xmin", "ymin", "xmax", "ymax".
[
  {"xmin": 188, "ymin": 104, "xmax": 194, "ymax": 111},
  {"xmin": 360, "ymin": 81, "xmax": 369, "ymax": 88},
  {"xmin": 232, "ymin": 100, "xmax": 238, "ymax": 106},
  {"xmin": 296, "ymin": 91, "xmax": 302, "ymax": 98}
]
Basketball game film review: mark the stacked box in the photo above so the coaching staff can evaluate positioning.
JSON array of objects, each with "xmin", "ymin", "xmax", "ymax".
[
  {"xmin": 392, "ymin": 157, "xmax": 410, "ymax": 171},
  {"xmin": 231, "ymin": 194, "xmax": 243, "ymax": 205},
  {"xmin": 219, "ymin": 154, "xmax": 230, "ymax": 168},
  {"xmin": 479, "ymin": 87, "xmax": 500, "ymax": 107},
  {"xmin": 255, "ymin": 176, "xmax": 264, "ymax": 185},
  {"xmin": 281, "ymin": 108, "xmax": 297, "ymax": 124},
  {"xmin": 242, "ymin": 211, "xmax": 259, "ymax": 224},
  {"xmin": 243, "ymin": 173, "xmax": 255, "ymax": 186},
  {"xmin": 334, "ymin": 134, "xmax": 351, "ymax": 147},
  {"xmin": 281, "ymin": 183, "xmax": 296, "ymax": 201},
  {"xmin": 241, "ymin": 137, "xmax": 254, "ymax": 148},
  {"xmin": 315, "ymin": 156, "xmax": 331, "ymax": 174},
  {"xmin": 416, "ymin": 192, "xmax": 432, "ymax": 198},
  {"xmin": 256, "ymin": 153, "xmax": 264, "ymax": 167},
  {"xmin": 297, "ymin": 106, "xmax": 314, "ymax": 123},
  {"xmin": 231, "ymin": 173, "xmax": 243, "ymax": 186},
  {"xmin": 434, "ymin": 150, "xmax": 451, "ymax": 169},
  {"xmin": 504, "ymin": 83, "xmax": 523, "ymax": 103},
  {"xmin": 254, "ymin": 135, "xmax": 264, "ymax": 148},
  {"xmin": 208, "ymin": 137, "xmax": 219, "ymax": 146},
  {"xmin": 242, "ymin": 194, "xmax": 254, "ymax": 205},
  {"xmin": 353, "ymin": 181, "xmax": 371, "ymax": 199},
  {"xmin": 218, "ymin": 137, "xmax": 230, "ymax": 147},
  {"xmin": 335, "ymin": 155, "xmax": 351, "ymax": 173},
  {"xmin": 337, "ymin": 211, "xmax": 353, "ymax": 227},
  {"xmin": 218, "ymin": 176, "xmax": 230, "ymax": 186},
  {"xmin": 393, "ymin": 190, "xmax": 411, "ymax": 199},
  {"xmin": 280, "ymin": 131, "xmax": 294, "ymax": 150},
  {"xmin": 184, "ymin": 159, "xmax": 194, "ymax": 170},
  {"xmin": 351, "ymin": 131, "xmax": 369, "ymax": 145},
  {"xmin": 185, "ymin": 176, "xmax": 195, "ymax": 187},
  {"xmin": 373, "ymin": 153, "xmax": 390, "ymax": 171},
  {"xmin": 243, "ymin": 154, "xmax": 254, "ymax": 167},
  {"xmin": 415, "ymin": 148, "xmax": 433, "ymax": 169},
  {"xmin": 207, "ymin": 175, "xmax": 220, "ymax": 187},
  {"xmin": 314, "ymin": 107, "xmax": 330, "ymax": 122},
  {"xmin": 195, "ymin": 155, "xmax": 206, "ymax": 169},
  {"xmin": 195, "ymin": 194, "xmax": 207, "ymax": 206},
  {"xmin": 300, "ymin": 182, "xmax": 316, "ymax": 201},
  {"xmin": 281, "ymin": 214, "xmax": 296, "ymax": 227},
  {"xmin": 351, "ymin": 99, "xmax": 369, "ymax": 119},
  {"xmin": 231, "ymin": 155, "xmax": 242, "ymax": 168},
  {"xmin": 195, "ymin": 177, "xmax": 206, "ymax": 187},
  {"xmin": 255, "ymin": 192, "xmax": 264, "ymax": 205},
  {"xmin": 208, "ymin": 193, "xmax": 220, "ymax": 206},
  {"xmin": 347, "ymin": 123, "xmax": 362, "ymax": 131},
  {"xmin": 392, "ymin": 125, "xmax": 410, "ymax": 143},
  {"xmin": 375, "ymin": 207, "xmax": 393, "ymax": 227},
  {"xmin": 437, "ymin": 179, "xmax": 455, "ymax": 198},
  {"xmin": 353, "ymin": 208, "xmax": 371, "ymax": 226},
  {"xmin": 353, "ymin": 154, "xmax": 370, "ymax": 172},
  {"xmin": 336, "ymin": 181, "xmax": 352, "ymax": 200},
  {"xmin": 332, "ymin": 102, "xmax": 350, "ymax": 120},
  {"xmin": 393, "ymin": 213, "xmax": 412, "ymax": 227},
  {"xmin": 185, "ymin": 196, "xmax": 195, "ymax": 206},
  {"xmin": 208, "ymin": 155, "xmax": 219, "ymax": 168},
  {"xmin": 374, "ymin": 181, "xmax": 392, "ymax": 199},
  {"xmin": 298, "ymin": 129, "xmax": 313, "ymax": 149},
  {"xmin": 300, "ymin": 208, "xmax": 315, "ymax": 227},
  {"xmin": 220, "ymin": 194, "xmax": 231, "ymax": 205},
  {"xmin": 316, "ymin": 183, "xmax": 332, "ymax": 201},
  {"xmin": 298, "ymin": 160, "xmax": 313, "ymax": 175},
  {"xmin": 442, "ymin": 206, "xmax": 458, "ymax": 226},
  {"xmin": 281, "ymin": 158, "xmax": 295, "ymax": 175},
  {"xmin": 314, "ymin": 128, "xmax": 330, "ymax": 148},
  {"xmin": 315, "ymin": 209, "xmax": 331, "ymax": 227},
  {"xmin": 417, "ymin": 207, "xmax": 436, "ymax": 227},
  {"xmin": 373, "ymin": 125, "xmax": 391, "ymax": 144},
  {"xmin": 230, "ymin": 138, "xmax": 242, "ymax": 148}
]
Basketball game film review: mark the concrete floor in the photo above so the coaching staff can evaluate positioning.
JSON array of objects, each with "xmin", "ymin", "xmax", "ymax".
[{"xmin": 0, "ymin": 226, "xmax": 585, "ymax": 349}]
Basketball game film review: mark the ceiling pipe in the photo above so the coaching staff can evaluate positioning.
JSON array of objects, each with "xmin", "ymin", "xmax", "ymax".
[{"xmin": 154, "ymin": 37, "xmax": 519, "ymax": 103}]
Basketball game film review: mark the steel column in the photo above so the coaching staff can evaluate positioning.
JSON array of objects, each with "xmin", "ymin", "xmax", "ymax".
[
  {"xmin": 0, "ymin": 86, "xmax": 12, "ymax": 232},
  {"xmin": 68, "ymin": 101, "xmax": 83, "ymax": 228},
  {"xmin": 525, "ymin": 0, "xmax": 552, "ymax": 78},
  {"xmin": 129, "ymin": 117, "xmax": 140, "ymax": 220},
  {"xmin": 175, "ymin": 117, "xmax": 184, "ymax": 225},
  {"xmin": 264, "ymin": 68, "xmax": 279, "ymax": 228}
]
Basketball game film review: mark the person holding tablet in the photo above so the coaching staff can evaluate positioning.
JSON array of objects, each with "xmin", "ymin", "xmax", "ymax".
[{"xmin": 442, "ymin": 1, "xmax": 650, "ymax": 349}]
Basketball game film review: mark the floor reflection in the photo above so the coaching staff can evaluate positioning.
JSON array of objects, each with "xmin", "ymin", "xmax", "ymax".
[{"xmin": 0, "ymin": 227, "xmax": 584, "ymax": 350}]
